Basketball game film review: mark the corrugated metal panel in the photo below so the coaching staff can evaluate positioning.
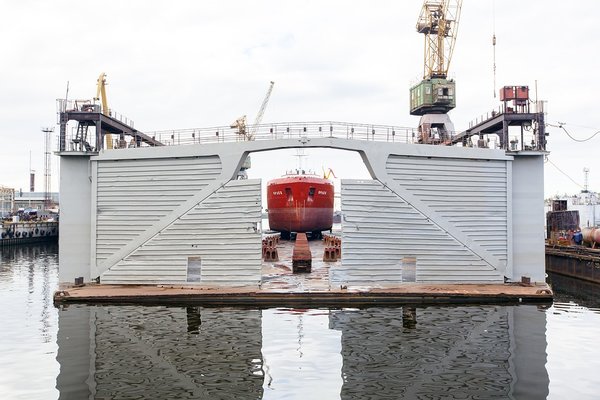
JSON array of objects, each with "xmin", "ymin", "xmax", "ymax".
[
  {"xmin": 386, "ymin": 155, "xmax": 508, "ymax": 265},
  {"xmin": 95, "ymin": 156, "xmax": 222, "ymax": 263},
  {"xmin": 338, "ymin": 180, "xmax": 503, "ymax": 284},
  {"xmin": 101, "ymin": 179, "xmax": 262, "ymax": 285}
]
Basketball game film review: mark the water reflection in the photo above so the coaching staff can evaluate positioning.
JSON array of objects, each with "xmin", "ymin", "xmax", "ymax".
[
  {"xmin": 7, "ymin": 244, "xmax": 600, "ymax": 399},
  {"xmin": 261, "ymin": 309, "xmax": 343, "ymax": 399},
  {"xmin": 0, "ymin": 243, "xmax": 59, "ymax": 399},
  {"xmin": 57, "ymin": 306, "xmax": 264, "ymax": 399},
  {"xmin": 547, "ymin": 272, "xmax": 600, "ymax": 310},
  {"xmin": 55, "ymin": 304, "xmax": 549, "ymax": 399}
]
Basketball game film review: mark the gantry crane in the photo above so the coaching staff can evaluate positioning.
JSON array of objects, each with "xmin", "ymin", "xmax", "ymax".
[{"xmin": 410, "ymin": 0, "xmax": 463, "ymax": 143}]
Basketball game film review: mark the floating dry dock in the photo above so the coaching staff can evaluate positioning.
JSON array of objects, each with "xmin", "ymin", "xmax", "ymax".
[{"xmin": 55, "ymin": 99, "xmax": 550, "ymax": 304}]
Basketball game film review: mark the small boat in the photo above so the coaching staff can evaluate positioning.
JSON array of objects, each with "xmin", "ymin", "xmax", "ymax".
[{"xmin": 267, "ymin": 169, "xmax": 334, "ymax": 239}]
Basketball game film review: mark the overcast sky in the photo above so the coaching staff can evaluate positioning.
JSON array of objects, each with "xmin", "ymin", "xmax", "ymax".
[{"xmin": 1, "ymin": 0, "xmax": 598, "ymax": 198}]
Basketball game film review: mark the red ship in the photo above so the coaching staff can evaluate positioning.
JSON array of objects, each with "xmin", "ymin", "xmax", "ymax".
[{"xmin": 267, "ymin": 170, "xmax": 334, "ymax": 239}]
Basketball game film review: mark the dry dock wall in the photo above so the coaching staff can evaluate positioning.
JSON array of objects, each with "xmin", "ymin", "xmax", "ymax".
[
  {"xmin": 511, "ymin": 154, "xmax": 546, "ymax": 282},
  {"xmin": 59, "ymin": 154, "xmax": 93, "ymax": 283},
  {"xmin": 91, "ymin": 154, "xmax": 261, "ymax": 285},
  {"xmin": 58, "ymin": 139, "xmax": 545, "ymax": 286}
]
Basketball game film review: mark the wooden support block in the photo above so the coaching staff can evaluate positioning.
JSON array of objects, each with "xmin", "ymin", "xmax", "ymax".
[
  {"xmin": 293, "ymin": 233, "xmax": 312, "ymax": 273},
  {"xmin": 323, "ymin": 247, "xmax": 337, "ymax": 262},
  {"xmin": 264, "ymin": 246, "xmax": 279, "ymax": 262}
]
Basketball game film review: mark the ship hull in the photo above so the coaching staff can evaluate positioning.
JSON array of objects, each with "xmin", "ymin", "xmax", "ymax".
[{"xmin": 267, "ymin": 176, "xmax": 334, "ymax": 234}]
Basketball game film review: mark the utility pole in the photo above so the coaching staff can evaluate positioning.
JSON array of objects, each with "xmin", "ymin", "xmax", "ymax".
[{"xmin": 42, "ymin": 127, "xmax": 55, "ymax": 210}]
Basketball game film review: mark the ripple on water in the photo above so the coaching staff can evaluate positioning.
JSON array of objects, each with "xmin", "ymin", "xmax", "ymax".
[
  {"xmin": 0, "ymin": 244, "xmax": 59, "ymax": 400},
  {"xmin": 3, "ymin": 244, "xmax": 600, "ymax": 399}
]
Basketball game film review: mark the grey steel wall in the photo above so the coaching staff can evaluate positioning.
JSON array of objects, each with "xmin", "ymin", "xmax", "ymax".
[
  {"xmin": 59, "ymin": 155, "xmax": 93, "ymax": 283},
  {"xmin": 512, "ymin": 154, "xmax": 545, "ymax": 282},
  {"xmin": 100, "ymin": 179, "xmax": 262, "ymax": 285},
  {"xmin": 335, "ymin": 150, "xmax": 514, "ymax": 285},
  {"xmin": 386, "ymin": 155, "xmax": 509, "ymax": 271},
  {"xmin": 339, "ymin": 179, "xmax": 505, "ymax": 284},
  {"xmin": 92, "ymin": 153, "xmax": 261, "ymax": 285},
  {"xmin": 94, "ymin": 156, "xmax": 222, "ymax": 265}
]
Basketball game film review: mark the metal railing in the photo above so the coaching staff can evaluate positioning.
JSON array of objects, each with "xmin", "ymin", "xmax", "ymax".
[
  {"xmin": 56, "ymin": 98, "xmax": 134, "ymax": 128},
  {"xmin": 56, "ymin": 119, "xmax": 533, "ymax": 153},
  {"xmin": 468, "ymin": 100, "xmax": 545, "ymax": 129},
  {"xmin": 144, "ymin": 121, "xmax": 423, "ymax": 147}
]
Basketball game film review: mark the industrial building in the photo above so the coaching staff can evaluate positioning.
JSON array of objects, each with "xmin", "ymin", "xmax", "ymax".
[{"xmin": 0, "ymin": 186, "xmax": 15, "ymax": 218}]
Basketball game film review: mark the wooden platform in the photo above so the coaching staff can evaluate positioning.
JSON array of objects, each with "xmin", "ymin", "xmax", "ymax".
[
  {"xmin": 54, "ymin": 283, "xmax": 553, "ymax": 306},
  {"xmin": 54, "ymin": 283, "xmax": 553, "ymax": 307}
]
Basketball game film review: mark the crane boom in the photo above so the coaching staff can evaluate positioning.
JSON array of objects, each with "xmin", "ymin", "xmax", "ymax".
[
  {"xmin": 96, "ymin": 73, "xmax": 109, "ymax": 115},
  {"xmin": 231, "ymin": 81, "xmax": 275, "ymax": 141},
  {"xmin": 250, "ymin": 81, "xmax": 275, "ymax": 139},
  {"xmin": 95, "ymin": 73, "xmax": 113, "ymax": 149},
  {"xmin": 416, "ymin": 0, "xmax": 463, "ymax": 79}
]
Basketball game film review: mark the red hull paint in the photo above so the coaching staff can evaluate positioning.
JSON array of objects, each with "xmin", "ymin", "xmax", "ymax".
[{"xmin": 267, "ymin": 175, "xmax": 334, "ymax": 233}]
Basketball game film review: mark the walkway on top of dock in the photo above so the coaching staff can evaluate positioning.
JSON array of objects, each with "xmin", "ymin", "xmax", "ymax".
[
  {"xmin": 59, "ymin": 117, "xmax": 541, "ymax": 151},
  {"xmin": 145, "ymin": 121, "xmax": 424, "ymax": 147}
]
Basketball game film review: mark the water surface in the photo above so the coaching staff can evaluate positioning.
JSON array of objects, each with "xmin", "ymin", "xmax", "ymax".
[{"xmin": 1, "ymin": 245, "xmax": 600, "ymax": 399}]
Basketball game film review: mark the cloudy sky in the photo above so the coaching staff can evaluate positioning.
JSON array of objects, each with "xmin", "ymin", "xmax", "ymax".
[{"xmin": 1, "ymin": 0, "xmax": 598, "ymax": 197}]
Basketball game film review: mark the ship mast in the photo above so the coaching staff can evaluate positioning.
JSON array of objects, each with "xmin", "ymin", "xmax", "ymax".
[{"xmin": 293, "ymin": 149, "xmax": 308, "ymax": 174}]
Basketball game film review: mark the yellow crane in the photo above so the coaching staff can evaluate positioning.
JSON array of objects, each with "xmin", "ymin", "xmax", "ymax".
[
  {"xmin": 232, "ymin": 81, "xmax": 275, "ymax": 179},
  {"xmin": 417, "ymin": 0, "xmax": 463, "ymax": 80},
  {"xmin": 322, "ymin": 167, "xmax": 337, "ymax": 180},
  {"xmin": 231, "ymin": 81, "xmax": 275, "ymax": 141},
  {"xmin": 250, "ymin": 81, "xmax": 275, "ymax": 140},
  {"xmin": 410, "ymin": 0, "xmax": 463, "ymax": 117},
  {"xmin": 95, "ymin": 73, "xmax": 112, "ymax": 149},
  {"xmin": 410, "ymin": 0, "xmax": 463, "ymax": 144}
]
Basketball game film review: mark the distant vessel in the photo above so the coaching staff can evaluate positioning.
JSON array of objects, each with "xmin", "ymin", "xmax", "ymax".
[
  {"xmin": 545, "ymin": 191, "xmax": 600, "ymax": 228},
  {"xmin": 1, "ymin": 219, "xmax": 58, "ymax": 246},
  {"xmin": 267, "ymin": 170, "xmax": 334, "ymax": 239}
]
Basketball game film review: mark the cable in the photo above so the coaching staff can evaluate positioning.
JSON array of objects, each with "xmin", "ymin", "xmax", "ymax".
[
  {"xmin": 561, "ymin": 125, "xmax": 600, "ymax": 142},
  {"xmin": 492, "ymin": 0, "xmax": 496, "ymax": 99},
  {"xmin": 545, "ymin": 157, "xmax": 584, "ymax": 189},
  {"xmin": 547, "ymin": 122, "xmax": 600, "ymax": 142}
]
